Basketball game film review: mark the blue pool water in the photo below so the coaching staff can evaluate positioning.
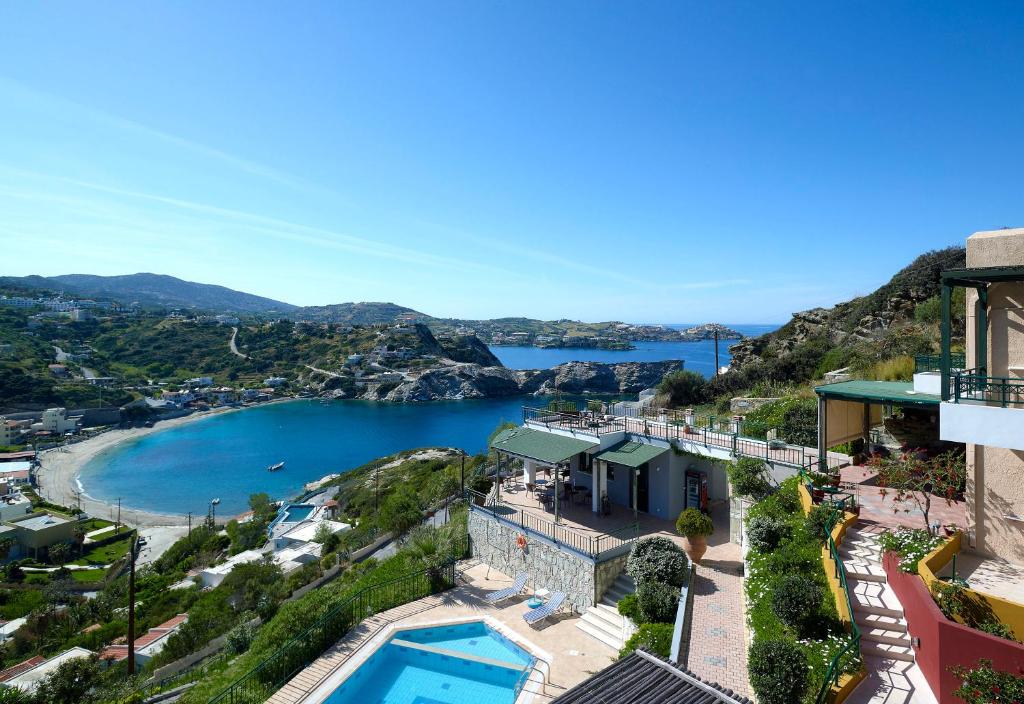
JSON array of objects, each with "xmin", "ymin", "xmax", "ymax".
[
  {"xmin": 324, "ymin": 622, "xmax": 533, "ymax": 704},
  {"xmin": 283, "ymin": 504, "xmax": 314, "ymax": 522},
  {"xmin": 394, "ymin": 622, "xmax": 532, "ymax": 666}
]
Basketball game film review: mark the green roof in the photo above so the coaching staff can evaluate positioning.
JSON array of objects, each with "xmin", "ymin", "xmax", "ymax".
[
  {"xmin": 593, "ymin": 441, "xmax": 668, "ymax": 468},
  {"xmin": 490, "ymin": 427, "xmax": 597, "ymax": 464},
  {"xmin": 814, "ymin": 380, "xmax": 940, "ymax": 406}
]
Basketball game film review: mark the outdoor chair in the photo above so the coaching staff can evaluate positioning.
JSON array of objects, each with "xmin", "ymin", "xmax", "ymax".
[
  {"xmin": 484, "ymin": 572, "xmax": 529, "ymax": 604},
  {"xmin": 525, "ymin": 482, "xmax": 536, "ymax": 496},
  {"xmin": 523, "ymin": 591, "xmax": 566, "ymax": 626}
]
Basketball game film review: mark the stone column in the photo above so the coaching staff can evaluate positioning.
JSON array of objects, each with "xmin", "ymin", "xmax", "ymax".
[
  {"xmin": 525, "ymin": 460, "xmax": 537, "ymax": 486},
  {"xmin": 593, "ymin": 461, "xmax": 607, "ymax": 514}
]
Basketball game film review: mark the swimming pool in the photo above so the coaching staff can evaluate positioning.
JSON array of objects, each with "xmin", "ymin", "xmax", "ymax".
[
  {"xmin": 282, "ymin": 504, "xmax": 314, "ymax": 522},
  {"xmin": 323, "ymin": 621, "xmax": 535, "ymax": 704}
]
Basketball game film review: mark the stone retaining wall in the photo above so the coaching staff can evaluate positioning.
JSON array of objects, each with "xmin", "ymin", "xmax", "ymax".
[{"xmin": 469, "ymin": 511, "xmax": 598, "ymax": 611}]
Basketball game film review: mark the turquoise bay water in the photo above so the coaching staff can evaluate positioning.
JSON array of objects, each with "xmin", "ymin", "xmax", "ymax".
[{"xmin": 83, "ymin": 327, "xmax": 779, "ymax": 516}]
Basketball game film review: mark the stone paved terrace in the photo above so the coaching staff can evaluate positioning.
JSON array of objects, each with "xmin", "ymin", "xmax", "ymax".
[
  {"xmin": 684, "ymin": 501, "xmax": 751, "ymax": 698},
  {"xmin": 268, "ymin": 562, "xmax": 618, "ymax": 704}
]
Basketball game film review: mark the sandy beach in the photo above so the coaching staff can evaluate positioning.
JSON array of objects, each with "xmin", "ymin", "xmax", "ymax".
[{"xmin": 35, "ymin": 405, "xmax": 253, "ymax": 528}]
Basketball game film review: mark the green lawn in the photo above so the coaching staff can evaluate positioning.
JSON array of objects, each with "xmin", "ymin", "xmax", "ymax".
[
  {"xmin": 70, "ymin": 568, "xmax": 107, "ymax": 583},
  {"xmin": 71, "ymin": 534, "xmax": 134, "ymax": 566},
  {"xmin": 0, "ymin": 589, "xmax": 44, "ymax": 619},
  {"xmin": 79, "ymin": 518, "xmax": 115, "ymax": 532}
]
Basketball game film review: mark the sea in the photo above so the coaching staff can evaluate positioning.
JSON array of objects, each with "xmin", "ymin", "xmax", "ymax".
[{"xmin": 80, "ymin": 323, "xmax": 779, "ymax": 516}]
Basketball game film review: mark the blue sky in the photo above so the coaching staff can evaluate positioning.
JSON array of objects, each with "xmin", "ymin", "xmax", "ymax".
[{"xmin": 1, "ymin": 2, "xmax": 1021, "ymax": 323}]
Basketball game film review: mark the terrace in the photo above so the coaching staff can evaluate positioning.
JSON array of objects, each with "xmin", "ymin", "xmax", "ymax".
[{"xmin": 522, "ymin": 404, "xmax": 848, "ymax": 470}]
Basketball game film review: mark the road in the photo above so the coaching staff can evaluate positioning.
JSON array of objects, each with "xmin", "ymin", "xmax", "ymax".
[{"xmin": 228, "ymin": 327, "xmax": 248, "ymax": 359}]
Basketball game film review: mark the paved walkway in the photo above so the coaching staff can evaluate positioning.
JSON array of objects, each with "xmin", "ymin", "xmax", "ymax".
[{"xmin": 684, "ymin": 501, "xmax": 751, "ymax": 699}]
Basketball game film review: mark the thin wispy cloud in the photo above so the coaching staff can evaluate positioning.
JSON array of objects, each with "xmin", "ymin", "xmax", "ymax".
[{"xmin": 0, "ymin": 77, "xmax": 312, "ymax": 192}]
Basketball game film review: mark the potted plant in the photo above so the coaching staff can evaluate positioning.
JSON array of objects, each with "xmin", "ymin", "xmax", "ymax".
[
  {"xmin": 675, "ymin": 508, "xmax": 714, "ymax": 564},
  {"xmin": 943, "ymin": 523, "xmax": 959, "ymax": 537}
]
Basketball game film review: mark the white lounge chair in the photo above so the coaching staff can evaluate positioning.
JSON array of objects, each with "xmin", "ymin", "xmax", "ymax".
[
  {"xmin": 485, "ymin": 572, "xmax": 529, "ymax": 604},
  {"xmin": 523, "ymin": 591, "xmax": 566, "ymax": 625}
]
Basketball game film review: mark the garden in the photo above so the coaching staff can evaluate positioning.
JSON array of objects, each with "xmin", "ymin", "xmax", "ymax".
[
  {"xmin": 616, "ymin": 536, "xmax": 687, "ymax": 659},
  {"xmin": 743, "ymin": 477, "xmax": 854, "ymax": 704}
]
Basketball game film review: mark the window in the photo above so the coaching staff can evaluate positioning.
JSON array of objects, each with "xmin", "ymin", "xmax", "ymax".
[{"xmin": 579, "ymin": 452, "xmax": 593, "ymax": 475}]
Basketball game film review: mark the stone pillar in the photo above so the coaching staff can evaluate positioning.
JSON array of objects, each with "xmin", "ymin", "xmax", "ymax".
[
  {"xmin": 731, "ymin": 415, "xmax": 742, "ymax": 434},
  {"xmin": 684, "ymin": 408, "xmax": 695, "ymax": 426},
  {"xmin": 593, "ymin": 461, "xmax": 607, "ymax": 513},
  {"xmin": 525, "ymin": 460, "xmax": 537, "ymax": 486}
]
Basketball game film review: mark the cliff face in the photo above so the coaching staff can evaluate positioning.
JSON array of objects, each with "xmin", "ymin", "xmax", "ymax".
[{"xmin": 353, "ymin": 360, "xmax": 682, "ymax": 402}]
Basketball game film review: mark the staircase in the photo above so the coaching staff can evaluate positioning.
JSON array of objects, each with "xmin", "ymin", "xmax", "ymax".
[
  {"xmin": 841, "ymin": 523, "xmax": 937, "ymax": 704},
  {"xmin": 576, "ymin": 572, "xmax": 636, "ymax": 650}
]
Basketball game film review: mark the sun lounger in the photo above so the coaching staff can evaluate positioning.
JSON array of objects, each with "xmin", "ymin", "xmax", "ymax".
[
  {"xmin": 485, "ymin": 572, "xmax": 529, "ymax": 604},
  {"xmin": 523, "ymin": 591, "xmax": 566, "ymax": 625}
]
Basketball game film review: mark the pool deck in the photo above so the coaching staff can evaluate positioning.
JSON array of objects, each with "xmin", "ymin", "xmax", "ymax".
[{"xmin": 268, "ymin": 562, "xmax": 618, "ymax": 704}]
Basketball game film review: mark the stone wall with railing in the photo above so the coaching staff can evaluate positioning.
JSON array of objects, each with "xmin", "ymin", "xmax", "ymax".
[{"xmin": 469, "ymin": 510, "xmax": 601, "ymax": 611}]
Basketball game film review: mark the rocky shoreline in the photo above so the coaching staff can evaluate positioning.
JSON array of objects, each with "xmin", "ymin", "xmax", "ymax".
[{"xmin": 313, "ymin": 360, "xmax": 683, "ymax": 402}]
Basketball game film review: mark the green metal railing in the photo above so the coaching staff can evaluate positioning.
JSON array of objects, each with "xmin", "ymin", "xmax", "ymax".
[
  {"xmin": 524, "ymin": 404, "xmax": 842, "ymax": 470},
  {"xmin": 467, "ymin": 488, "xmax": 640, "ymax": 558},
  {"xmin": 914, "ymin": 353, "xmax": 965, "ymax": 374},
  {"xmin": 207, "ymin": 562, "xmax": 457, "ymax": 704},
  {"xmin": 952, "ymin": 368, "xmax": 1024, "ymax": 408},
  {"xmin": 799, "ymin": 464, "xmax": 861, "ymax": 704}
]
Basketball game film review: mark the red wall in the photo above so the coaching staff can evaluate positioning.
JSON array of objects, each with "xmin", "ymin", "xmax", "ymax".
[{"xmin": 883, "ymin": 551, "xmax": 1024, "ymax": 702}]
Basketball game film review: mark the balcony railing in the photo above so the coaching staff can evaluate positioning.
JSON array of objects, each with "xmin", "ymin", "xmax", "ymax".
[
  {"xmin": 914, "ymin": 353, "xmax": 966, "ymax": 374},
  {"xmin": 467, "ymin": 489, "xmax": 639, "ymax": 559},
  {"xmin": 523, "ymin": 402, "xmax": 844, "ymax": 469},
  {"xmin": 952, "ymin": 368, "xmax": 1024, "ymax": 408}
]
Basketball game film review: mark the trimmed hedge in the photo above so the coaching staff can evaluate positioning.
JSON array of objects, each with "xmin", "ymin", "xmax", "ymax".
[
  {"xmin": 748, "ymin": 638, "xmax": 809, "ymax": 704},
  {"xmin": 625, "ymin": 537, "xmax": 688, "ymax": 588},
  {"xmin": 619, "ymin": 623, "xmax": 674, "ymax": 659},
  {"xmin": 636, "ymin": 580, "xmax": 679, "ymax": 624}
]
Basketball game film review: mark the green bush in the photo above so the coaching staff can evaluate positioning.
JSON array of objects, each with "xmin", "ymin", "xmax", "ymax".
[
  {"xmin": 636, "ymin": 581, "xmax": 680, "ymax": 624},
  {"xmin": 224, "ymin": 619, "xmax": 258, "ymax": 655},
  {"xmin": 728, "ymin": 458, "xmax": 772, "ymax": 501},
  {"xmin": 619, "ymin": 623, "xmax": 674, "ymax": 659},
  {"xmin": 468, "ymin": 474, "xmax": 493, "ymax": 495},
  {"xmin": 771, "ymin": 575, "xmax": 823, "ymax": 636},
  {"xmin": 625, "ymin": 537, "xmax": 689, "ymax": 588},
  {"xmin": 950, "ymin": 659, "xmax": 1024, "ymax": 703},
  {"xmin": 747, "ymin": 515, "xmax": 790, "ymax": 553},
  {"xmin": 804, "ymin": 504, "xmax": 838, "ymax": 542},
  {"xmin": 675, "ymin": 508, "xmax": 713, "ymax": 538},
  {"xmin": 748, "ymin": 638, "xmax": 809, "ymax": 704},
  {"xmin": 657, "ymin": 370, "xmax": 707, "ymax": 407},
  {"xmin": 616, "ymin": 593, "xmax": 641, "ymax": 623}
]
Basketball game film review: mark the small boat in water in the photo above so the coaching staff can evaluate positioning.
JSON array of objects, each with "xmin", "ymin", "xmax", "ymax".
[{"xmin": 267, "ymin": 461, "xmax": 285, "ymax": 472}]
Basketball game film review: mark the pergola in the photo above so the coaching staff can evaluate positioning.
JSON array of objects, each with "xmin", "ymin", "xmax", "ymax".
[{"xmin": 814, "ymin": 380, "xmax": 941, "ymax": 470}]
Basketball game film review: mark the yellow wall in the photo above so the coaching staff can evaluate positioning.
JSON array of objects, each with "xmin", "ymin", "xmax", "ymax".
[{"xmin": 919, "ymin": 532, "xmax": 1024, "ymax": 641}]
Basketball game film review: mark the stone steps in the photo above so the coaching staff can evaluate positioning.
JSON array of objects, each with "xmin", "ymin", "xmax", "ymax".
[{"xmin": 577, "ymin": 572, "xmax": 635, "ymax": 650}]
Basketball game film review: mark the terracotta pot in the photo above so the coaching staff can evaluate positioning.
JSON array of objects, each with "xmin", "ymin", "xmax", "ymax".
[
  {"xmin": 682, "ymin": 535, "xmax": 708, "ymax": 564},
  {"xmin": 829, "ymin": 476, "xmax": 841, "ymax": 488}
]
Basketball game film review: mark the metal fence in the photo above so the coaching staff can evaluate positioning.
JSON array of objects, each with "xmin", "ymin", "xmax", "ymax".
[
  {"xmin": 467, "ymin": 489, "xmax": 639, "ymax": 559},
  {"xmin": 914, "ymin": 353, "xmax": 966, "ymax": 374},
  {"xmin": 207, "ymin": 562, "xmax": 457, "ymax": 704},
  {"xmin": 952, "ymin": 368, "xmax": 1024, "ymax": 408}
]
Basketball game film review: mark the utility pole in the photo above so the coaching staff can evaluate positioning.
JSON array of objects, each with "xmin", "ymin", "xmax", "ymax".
[
  {"xmin": 460, "ymin": 452, "xmax": 465, "ymax": 496},
  {"xmin": 714, "ymin": 329, "xmax": 720, "ymax": 378},
  {"xmin": 116, "ymin": 497, "xmax": 121, "ymax": 534},
  {"xmin": 187, "ymin": 512, "xmax": 192, "ymax": 538},
  {"xmin": 127, "ymin": 533, "xmax": 138, "ymax": 675}
]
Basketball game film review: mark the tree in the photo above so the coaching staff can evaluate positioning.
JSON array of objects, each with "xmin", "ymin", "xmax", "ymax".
[
  {"xmin": 874, "ymin": 451, "xmax": 966, "ymax": 534},
  {"xmin": 727, "ymin": 458, "xmax": 773, "ymax": 501},
  {"xmin": 33, "ymin": 655, "xmax": 103, "ymax": 704},
  {"xmin": 379, "ymin": 485, "xmax": 423, "ymax": 536},
  {"xmin": 48, "ymin": 542, "xmax": 71, "ymax": 567},
  {"xmin": 0, "ymin": 537, "xmax": 15, "ymax": 562},
  {"xmin": 657, "ymin": 370, "xmax": 706, "ymax": 408}
]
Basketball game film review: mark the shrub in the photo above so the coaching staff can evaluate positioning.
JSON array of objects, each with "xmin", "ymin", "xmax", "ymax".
[
  {"xmin": 728, "ymin": 458, "xmax": 772, "ymax": 501},
  {"xmin": 657, "ymin": 370, "xmax": 707, "ymax": 407},
  {"xmin": 877, "ymin": 528, "xmax": 944, "ymax": 573},
  {"xmin": 224, "ymin": 619, "xmax": 258, "ymax": 655},
  {"xmin": 636, "ymin": 581, "xmax": 680, "ymax": 624},
  {"xmin": 616, "ymin": 593, "xmax": 641, "ymax": 623},
  {"xmin": 748, "ymin": 638, "xmax": 809, "ymax": 704},
  {"xmin": 746, "ymin": 477, "xmax": 801, "ymax": 521},
  {"xmin": 468, "ymin": 474, "xmax": 493, "ymax": 495},
  {"xmin": 747, "ymin": 515, "xmax": 790, "ymax": 553},
  {"xmin": 675, "ymin": 508, "xmax": 713, "ymax": 538},
  {"xmin": 770, "ymin": 575, "xmax": 823, "ymax": 635},
  {"xmin": 625, "ymin": 537, "xmax": 689, "ymax": 588},
  {"xmin": 950, "ymin": 658, "xmax": 1024, "ymax": 704},
  {"xmin": 804, "ymin": 504, "xmax": 837, "ymax": 542},
  {"xmin": 978, "ymin": 621, "xmax": 1018, "ymax": 643},
  {"xmin": 619, "ymin": 623, "xmax": 674, "ymax": 659}
]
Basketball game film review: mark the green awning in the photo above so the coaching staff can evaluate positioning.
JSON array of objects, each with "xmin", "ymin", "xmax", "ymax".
[
  {"xmin": 814, "ymin": 380, "xmax": 940, "ymax": 407},
  {"xmin": 490, "ymin": 427, "xmax": 597, "ymax": 464},
  {"xmin": 593, "ymin": 440, "xmax": 667, "ymax": 468}
]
